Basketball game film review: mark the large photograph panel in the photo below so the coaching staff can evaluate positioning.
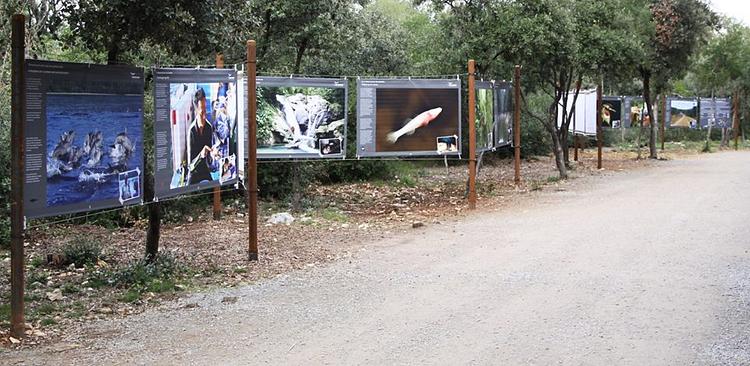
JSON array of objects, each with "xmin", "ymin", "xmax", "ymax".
[
  {"xmin": 699, "ymin": 97, "xmax": 732, "ymax": 129},
  {"xmin": 623, "ymin": 97, "xmax": 655, "ymax": 128},
  {"xmin": 153, "ymin": 68, "xmax": 238, "ymax": 199},
  {"xmin": 666, "ymin": 98, "xmax": 698, "ymax": 128},
  {"xmin": 24, "ymin": 60, "xmax": 145, "ymax": 218},
  {"xmin": 475, "ymin": 81, "xmax": 494, "ymax": 152},
  {"xmin": 256, "ymin": 77, "xmax": 347, "ymax": 159},
  {"xmin": 357, "ymin": 78, "xmax": 461, "ymax": 157},
  {"xmin": 602, "ymin": 97, "xmax": 623, "ymax": 128},
  {"xmin": 494, "ymin": 82, "xmax": 513, "ymax": 147}
]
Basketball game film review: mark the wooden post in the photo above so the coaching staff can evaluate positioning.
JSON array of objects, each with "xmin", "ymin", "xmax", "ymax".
[
  {"xmin": 596, "ymin": 82, "xmax": 603, "ymax": 170},
  {"xmin": 573, "ymin": 80, "xmax": 580, "ymax": 162},
  {"xmin": 513, "ymin": 65, "xmax": 521, "ymax": 185},
  {"xmin": 467, "ymin": 60, "xmax": 477, "ymax": 209},
  {"xmin": 247, "ymin": 41, "xmax": 259, "ymax": 261},
  {"xmin": 733, "ymin": 91, "xmax": 740, "ymax": 150},
  {"xmin": 10, "ymin": 14, "xmax": 26, "ymax": 338},
  {"xmin": 212, "ymin": 53, "xmax": 224, "ymax": 220},
  {"xmin": 660, "ymin": 95, "xmax": 666, "ymax": 150}
]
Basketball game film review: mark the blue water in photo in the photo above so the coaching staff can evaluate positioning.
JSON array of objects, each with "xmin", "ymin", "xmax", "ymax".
[{"xmin": 46, "ymin": 94, "xmax": 143, "ymax": 207}]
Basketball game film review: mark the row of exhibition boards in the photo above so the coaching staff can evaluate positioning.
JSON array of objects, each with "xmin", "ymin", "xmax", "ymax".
[
  {"xmin": 559, "ymin": 89, "xmax": 733, "ymax": 135},
  {"xmin": 23, "ymin": 60, "xmax": 514, "ymax": 219}
]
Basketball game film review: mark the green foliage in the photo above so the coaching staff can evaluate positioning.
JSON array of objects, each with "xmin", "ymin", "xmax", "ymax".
[
  {"xmin": 320, "ymin": 208, "xmax": 349, "ymax": 222},
  {"xmin": 62, "ymin": 237, "xmax": 103, "ymax": 268},
  {"xmin": 113, "ymin": 253, "xmax": 182, "ymax": 288}
]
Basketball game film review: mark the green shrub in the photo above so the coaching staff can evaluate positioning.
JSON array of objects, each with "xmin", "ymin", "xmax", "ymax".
[
  {"xmin": 113, "ymin": 253, "xmax": 182, "ymax": 290},
  {"xmin": 62, "ymin": 237, "xmax": 102, "ymax": 268}
]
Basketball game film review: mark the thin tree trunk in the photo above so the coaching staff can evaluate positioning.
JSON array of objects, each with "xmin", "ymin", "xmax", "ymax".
[
  {"xmin": 293, "ymin": 37, "xmax": 309, "ymax": 75},
  {"xmin": 550, "ymin": 129, "xmax": 567, "ymax": 179},
  {"xmin": 705, "ymin": 91, "xmax": 715, "ymax": 152},
  {"xmin": 642, "ymin": 73, "xmax": 657, "ymax": 159}
]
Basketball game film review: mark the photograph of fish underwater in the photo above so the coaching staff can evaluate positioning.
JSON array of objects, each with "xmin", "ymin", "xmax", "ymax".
[
  {"xmin": 256, "ymin": 86, "xmax": 346, "ymax": 158},
  {"xmin": 374, "ymin": 88, "xmax": 460, "ymax": 153},
  {"xmin": 475, "ymin": 85, "xmax": 494, "ymax": 152},
  {"xmin": 46, "ymin": 94, "xmax": 143, "ymax": 208},
  {"xmin": 668, "ymin": 99, "xmax": 699, "ymax": 128},
  {"xmin": 168, "ymin": 82, "xmax": 237, "ymax": 189}
]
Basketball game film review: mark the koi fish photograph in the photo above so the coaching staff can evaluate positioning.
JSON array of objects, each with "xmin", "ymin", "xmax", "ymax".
[{"xmin": 374, "ymin": 88, "xmax": 460, "ymax": 154}]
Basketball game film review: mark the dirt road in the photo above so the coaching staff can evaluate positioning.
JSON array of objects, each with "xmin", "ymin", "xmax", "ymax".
[{"xmin": 9, "ymin": 152, "xmax": 750, "ymax": 365}]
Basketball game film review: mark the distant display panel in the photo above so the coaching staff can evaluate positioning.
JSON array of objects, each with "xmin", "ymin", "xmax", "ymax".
[
  {"xmin": 494, "ymin": 82, "xmax": 513, "ymax": 147},
  {"xmin": 475, "ymin": 81, "xmax": 494, "ymax": 152},
  {"xmin": 666, "ymin": 98, "xmax": 698, "ymax": 128},
  {"xmin": 602, "ymin": 96, "xmax": 623, "ymax": 128},
  {"xmin": 699, "ymin": 97, "xmax": 732, "ymax": 129}
]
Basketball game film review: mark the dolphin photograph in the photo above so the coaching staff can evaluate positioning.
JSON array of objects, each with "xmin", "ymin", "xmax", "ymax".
[
  {"xmin": 45, "ymin": 94, "xmax": 143, "ymax": 208},
  {"xmin": 374, "ymin": 88, "xmax": 460, "ymax": 153}
]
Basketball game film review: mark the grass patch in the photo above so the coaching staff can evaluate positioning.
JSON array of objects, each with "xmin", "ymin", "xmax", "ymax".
[
  {"xmin": 119, "ymin": 289, "xmax": 141, "ymax": 303},
  {"xmin": 546, "ymin": 176, "xmax": 562, "ymax": 183},
  {"xmin": 40, "ymin": 317, "xmax": 57, "ymax": 326},
  {"xmin": 111, "ymin": 253, "xmax": 185, "ymax": 302},
  {"xmin": 62, "ymin": 237, "xmax": 102, "ymax": 268},
  {"xmin": 35, "ymin": 302, "xmax": 57, "ymax": 316},
  {"xmin": 29, "ymin": 256, "xmax": 44, "ymax": 268},
  {"xmin": 321, "ymin": 208, "xmax": 349, "ymax": 223},
  {"xmin": 530, "ymin": 180, "xmax": 543, "ymax": 191},
  {"xmin": 0, "ymin": 303, "xmax": 10, "ymax": 320},
  {"xmin": 27, "ymin": 271, "xmax": 49, "ymax": 287},
  {"xmin": 61, "ymin": 283, "xmax": 80, "ymax": 295}
]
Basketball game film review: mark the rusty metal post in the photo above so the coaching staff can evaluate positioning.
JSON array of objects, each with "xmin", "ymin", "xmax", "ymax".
[
  {"xmin": 247, "ymin": 41, "xmax": 259, "ymax": 261},
  {"xmin": 660, "ymin": 95, "xmax": 666, "ymax": 150},
  {"xmin": 467, "ymin": 60, "xmax": 477, "ymax": 209},
  {"xmin": 573, "ymin": 80, "xmax": 580, "ymax": 162},
  {"xmin": 513, "ymin": 66, "xmax": 521, "ymax": 185},
  {"xmin": 596, "ymin": 83, "xmax": 603, "ymax": 170},
  {"xmin": 10, "ymin": 14, "xmax": 26, "ymax": 338},
  {"xmin": 212, "ymin": 53, "xmax": 224, "ymax": 220}
]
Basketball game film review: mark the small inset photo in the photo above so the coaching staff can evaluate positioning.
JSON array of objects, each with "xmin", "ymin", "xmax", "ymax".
[
  {"xmin": 118, "ymin": 168, "xmax": 141, "ymax": 204},
  {"xmin": 436, "ymin": 135, "xmax": 458, "ymax": 154},
  {"xmin": 219, "ymin": 155, "xmax": 237, "ymax": 184},
  {"xmin": 219, "ymin": 154, "xmax": 237, "ymax": 184},
  {"xmin": 319, "ymin": 138, "xmax": 342, "ymax": 156}
]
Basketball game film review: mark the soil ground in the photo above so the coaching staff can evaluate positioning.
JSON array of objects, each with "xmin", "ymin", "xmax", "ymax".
[{"xmin": 1, "ymin": 145, "xmax": 748, "ymax": 365}]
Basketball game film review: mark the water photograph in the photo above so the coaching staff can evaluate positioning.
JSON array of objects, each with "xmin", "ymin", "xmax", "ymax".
[
  {"xmin": 256, "ymin": 86, "xmax": 346, "ymax": 157},
  {"xmin": 45, "ymin": 94, "xmax": 143, "ymax": 208},
  {"xmin": 476, "ymin": 87, "xmax": 494, "ymax": 151}
]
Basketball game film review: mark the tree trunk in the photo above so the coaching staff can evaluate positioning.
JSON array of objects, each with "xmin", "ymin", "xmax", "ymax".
[
  {"xmin": 550, "ymin": 129, "xmax": 567, "ymax": 179},
  {"xmin": 642, "ymin": 73, "xmax": 657, "ymax": 159},
  {"xmin": 293, "ymin": 37, "xmax": 309, "ymax": 75},
  {"xmin": 705, "ymin": 91, "xmax": 715, "ymax": 152}
]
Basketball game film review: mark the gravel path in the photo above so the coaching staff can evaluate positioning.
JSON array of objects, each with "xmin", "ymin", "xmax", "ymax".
[{"xmin": 8, "ymin": 152, "xmax": 750, "ymax": 365}]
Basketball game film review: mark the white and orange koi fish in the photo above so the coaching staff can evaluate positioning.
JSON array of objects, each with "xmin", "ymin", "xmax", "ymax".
[{"xmin": 386, "ymin": 107, "xmax": 442, "ymax": 144}]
